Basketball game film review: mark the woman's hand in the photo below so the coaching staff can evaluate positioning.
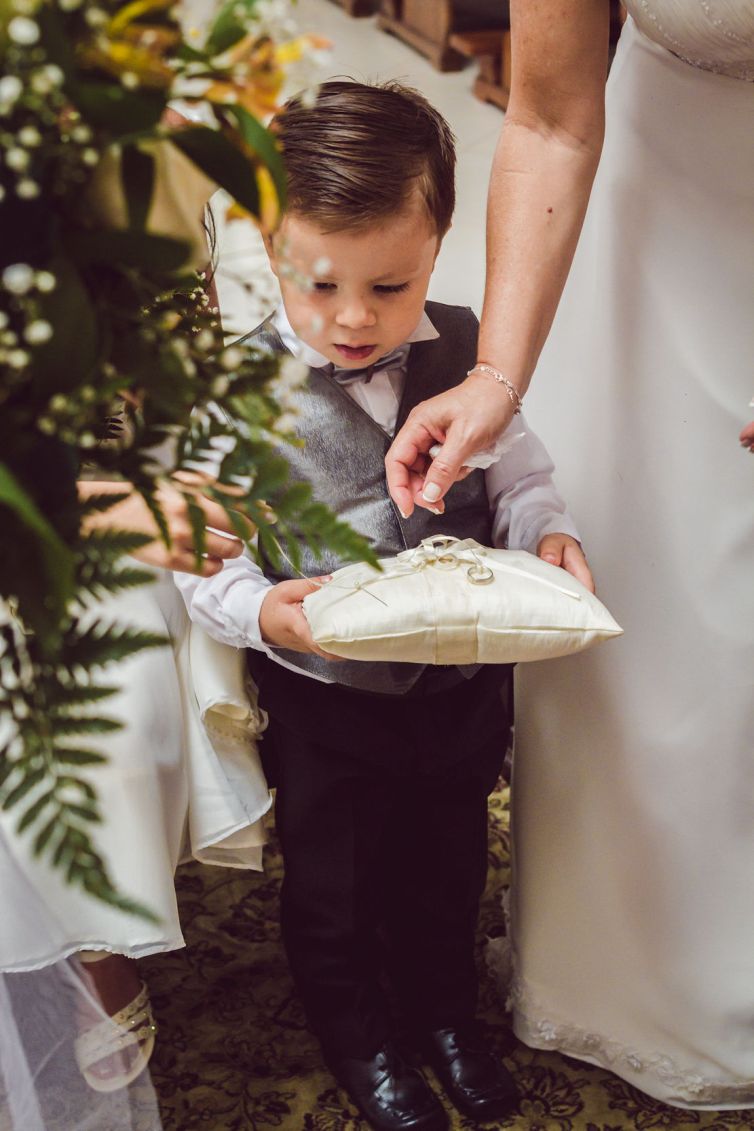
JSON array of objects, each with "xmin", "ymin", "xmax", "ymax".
[
  {"xmin": 385, "ymin": 377, "xmax": 515, "ymax": 517},
  {"xmin": 259, "ymin": 578, "xmax": 341, "ymax": 658},
  {"xmin": 740, "ymin": 419, "xmax": 754, "ymax": 452},
  {"xmin": 80, "ymin": 478, "xmax": 253, "ymax": 576}
]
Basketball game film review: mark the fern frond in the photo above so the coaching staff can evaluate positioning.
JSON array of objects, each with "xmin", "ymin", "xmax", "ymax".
[{"xmin": 60, "ymin": 623, "xmax": 168, "ymax": 671}]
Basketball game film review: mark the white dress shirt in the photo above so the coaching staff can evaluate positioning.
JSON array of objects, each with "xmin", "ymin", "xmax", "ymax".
[{"xmin": 176, "ymin": 308, "xmax": 581, "ymax": 681}]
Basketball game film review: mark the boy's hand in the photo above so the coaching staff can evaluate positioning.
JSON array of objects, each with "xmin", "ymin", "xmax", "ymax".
[
  {"xmin": 260, "ymin": 578, "xmax": 342, "ymax": 659},
  {"xmin": 537, "ymin": 533, "xmax": 595, "ymax": 593}
]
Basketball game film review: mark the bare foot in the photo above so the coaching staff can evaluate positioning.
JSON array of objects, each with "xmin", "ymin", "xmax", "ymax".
[{"xmin": 81, "ymin": 953, "xmax": 142, "ymax": 1014}]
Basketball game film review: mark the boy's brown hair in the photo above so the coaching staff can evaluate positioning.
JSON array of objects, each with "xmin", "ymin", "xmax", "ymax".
[{"xmin": 273, "ymin": 79, "xmax": 456, "ymax": 237}]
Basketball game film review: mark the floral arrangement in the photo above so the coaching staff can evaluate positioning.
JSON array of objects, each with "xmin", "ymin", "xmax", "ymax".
[{"xmin": 0, "ymin": 0, "xmax": 373, "ymax": 918}]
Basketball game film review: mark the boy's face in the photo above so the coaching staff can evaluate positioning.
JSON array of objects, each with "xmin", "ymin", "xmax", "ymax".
[{"xmin": 266, "ymin": 196, "xmax": 441, "ymax": 368}]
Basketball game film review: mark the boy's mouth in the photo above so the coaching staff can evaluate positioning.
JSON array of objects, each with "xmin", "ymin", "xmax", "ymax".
[{"xmin": 334, "ymin": 343, "xmax": 377, "ymax": 363}]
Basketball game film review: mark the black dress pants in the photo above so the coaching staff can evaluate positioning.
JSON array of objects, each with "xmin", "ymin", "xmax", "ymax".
[{"xmin": 252, "ymin": 657, "xmax": 511, "ymax": 1061}]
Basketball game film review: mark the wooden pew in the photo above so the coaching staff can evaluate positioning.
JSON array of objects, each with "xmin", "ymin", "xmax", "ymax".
[
  {"xmin": 377, "ymin": 0, "xmax": 509, "ymax": 73},
  {"xmin": 451, "ymin": 2, "xmax": 627, "ymax": 112},
  {"xmin": 326, "ymin": 0, "xmax": 378, "ymax": 16},
  {"xmin": 450, "ymin": 26, "xmax": 510, "ymax": 109}
]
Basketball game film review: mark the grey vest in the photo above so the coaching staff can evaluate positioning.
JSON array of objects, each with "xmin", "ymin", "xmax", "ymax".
[{"xmin": 239, "ymin": 301, "xmax": 493, "ymax": 694}]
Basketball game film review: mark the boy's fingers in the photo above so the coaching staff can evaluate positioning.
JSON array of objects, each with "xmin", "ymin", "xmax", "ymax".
[
  {"xmin": 283, "ymin": 576, "xmax": 331, "ymax": 602},
  {"xmin": 563, "ymin": 545, "xmax": 595, "ymax": 593},
  {"xmin": 290, "ymin": 591, "xmax": 342, "ymax": 660}
]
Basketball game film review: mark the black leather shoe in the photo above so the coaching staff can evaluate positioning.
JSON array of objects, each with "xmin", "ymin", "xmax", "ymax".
[
  {"xmin": 331, "ymin": 1042, "xmax": 448, "ymax": 1131},
  {"xmin": 425, "ymin": 1025, "xmax": 519, "ymax": 1122}
]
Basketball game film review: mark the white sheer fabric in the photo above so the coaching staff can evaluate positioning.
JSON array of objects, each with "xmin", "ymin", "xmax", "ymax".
[
  {"xmin": 506, "ymin": 12, "xmax": 754, "ymax": 1110},
  {"xmin": 0, "ymin": 833, "xmax": 162, "ymax": 1131}
]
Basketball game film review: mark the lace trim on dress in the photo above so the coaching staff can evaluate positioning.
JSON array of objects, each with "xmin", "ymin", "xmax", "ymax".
[
  {"xmin": 486, "ymin": 933, "xmax": 754, "ymax": 1107},
  {"xmin": 627, "ymin": 0, "xmax": 754, "ymax": 80}
]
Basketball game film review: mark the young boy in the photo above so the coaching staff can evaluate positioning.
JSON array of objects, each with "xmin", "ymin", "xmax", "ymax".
[{"xmin": 177, "ymin": 81, "xmax": 591, "ymax": 1131}]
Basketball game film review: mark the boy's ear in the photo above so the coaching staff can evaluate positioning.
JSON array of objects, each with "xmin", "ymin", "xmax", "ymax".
[
  {"xmin": 263, "ymin": 232, "xmax": 279, "ymax": 277},
  {"xmin": 431, "ymin": 233, "xmax": 445, "ymax": 268}
]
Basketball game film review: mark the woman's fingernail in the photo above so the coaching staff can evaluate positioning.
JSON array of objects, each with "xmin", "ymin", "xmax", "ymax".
[
  {"xmin": 422, "ymin": 483, "xmax": 442, "ymax": 503},
  {"xmin": 399, "ymin": 509, "xmax": 409, "ymax": 520},
  {"xmin": 428, "ymin": 506, "xmax": 442, "ymax": 515}
]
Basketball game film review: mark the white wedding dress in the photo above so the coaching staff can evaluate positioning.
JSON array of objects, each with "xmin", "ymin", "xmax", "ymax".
[
  {"xmin": 0, "ymin": 573, "xmax": 271, "ymax": 971},
  {"xmin": 505, "ymin": 2, "xmax": 754, "ymax": 1109}
]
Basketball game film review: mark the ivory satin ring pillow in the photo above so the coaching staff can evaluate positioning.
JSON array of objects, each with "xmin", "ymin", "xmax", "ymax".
[{"xmin": 302, "ymin": 536, "xmax": 622, "ymax": 665}]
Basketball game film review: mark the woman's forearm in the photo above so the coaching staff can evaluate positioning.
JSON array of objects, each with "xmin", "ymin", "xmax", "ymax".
[
  {"xmin": 477, "ymin": 0, "xmax": 609, "ymax": 395},
  {"xmin": 478, "ymin": 121, "xmax": 603, "ymax": 390}
]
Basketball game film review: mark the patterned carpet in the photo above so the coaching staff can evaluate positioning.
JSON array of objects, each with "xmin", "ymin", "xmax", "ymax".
[{"xmin": 142, "ymin": 791, "xmax": 754, "ymax": 1131}]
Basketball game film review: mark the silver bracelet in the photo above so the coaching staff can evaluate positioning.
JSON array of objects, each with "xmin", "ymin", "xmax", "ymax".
[{"xmin": 467, "ymin": 363, "xmax": 523, "ymax": 414}]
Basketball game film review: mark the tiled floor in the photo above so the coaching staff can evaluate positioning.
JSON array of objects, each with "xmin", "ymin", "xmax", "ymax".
[{"xmin": 213, "ymin": 0, "xmax": 503, "ymax": 334}]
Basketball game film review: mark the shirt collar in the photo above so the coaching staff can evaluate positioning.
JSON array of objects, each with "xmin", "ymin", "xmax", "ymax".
[{"xmin": 269, "ymin": 304, "xmax": 439, "ymax": 371}]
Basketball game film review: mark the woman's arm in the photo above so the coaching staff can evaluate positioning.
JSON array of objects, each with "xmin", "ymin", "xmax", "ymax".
[{"xmin": 385, "ymin": 0, "xmax": 610, "ymax": 515}]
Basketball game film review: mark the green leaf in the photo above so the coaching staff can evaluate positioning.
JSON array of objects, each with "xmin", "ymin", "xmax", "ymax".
[
  {"xmin": 51, "ymin": 841, "xmax": 69, "ymax": 869},
  {"xmin": 53, "ymin": 748, "xmax": 108, "ymax": 768},
  {"xmin": 0, "ymin": 463, "xmax": 74, "ymax": 607},
  {"xmin": 67, "ymin": 81, "xmax": 165, "ymax": 134},
  {"xmin": 206, "ymin": 0, "xmax": 261, "ymax": 54},
  {"xmin": 222, "ymin": 104, "xmax": 287, "ymax": 209},
  {"xmin": 81, "ymin": 528, "xmax": 154, "ymax": 559},
  {"xmin": 275, "ymin": 481, "xmax": 312, "ymax": 515},
  {"xmin": 0, "ymin": 757, "xmax": 17, "ymax": 791},
  {"xmin": 35, "ymin": 3, "xmax": 77, "ymax": 79},
  {"xmin": 121, "ymin": 144, "xmax": 156, "ymax": 231},
  {"xmin": 83, "ymin": 881, "xmax": 161, "ymax": 924},
  {"xmin": 51, "ymin": 716, "xmax": 122, "ymax": 736},
  {"xmin": 185, "ymin": 494, "xmax": 208, "ymax": 571},
  {"xmin": 66, "ymin": 228, "xmax": 191, "ymax": 272},
  {"xmin": 65, "ymin": 802, "xmax": 101, "ymax": 823},
  {"xmin": 51, "ymin": 685, "xmax": 119, "ymax": 709},
  {"xmin": 174, "ymin": 42, "xmax": 207, "ymax": 63},
  {"xmin": 61, "ymin": 624, "xmax": 168, "ymax": 671},
  {"xmin": 140, "ymin": 488, "xmax": 170, "ymax": 547},
  {"xmin": 16, "ymin": 789, "xmax": 56, "ymax": 835},
  {"xmin": 168, "ymin": 130, "xmax": 260, "ymax": 218},
  {"xmin": 2, "ymin": 767, "xmax": 46, "ymax": 811},
  {"xmin": 28, "ymin": 258, "xmax": 99, "ymax": 394},
  {"xmin": 257, "ymin": 523, "xmax": 282, "ymax": 571},
  {"xmin": 58, "ymin": 776, "xmax": 97, "ymax": 802},
  {"xmin": 79, "ymin": 492, "xmax": 132, "ymax": 516},
  {"xmin": 33, "ymin": 813, "xmax": 62, "ymax": 857}
]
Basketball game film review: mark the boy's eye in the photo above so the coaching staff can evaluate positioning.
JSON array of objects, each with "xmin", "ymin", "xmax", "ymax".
[
  {"xmin": 312, "ymin": 281, "xmax": 336, "ymax": 292},
  {"xmin": 374, "ymin": 283, "xmax": 410, "ymax": 294}
]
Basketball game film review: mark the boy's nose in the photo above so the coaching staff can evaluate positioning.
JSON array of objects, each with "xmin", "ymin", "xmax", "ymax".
[{"xmin": 335, "ymin": 300, "xmax": 376, "ymax": 330}]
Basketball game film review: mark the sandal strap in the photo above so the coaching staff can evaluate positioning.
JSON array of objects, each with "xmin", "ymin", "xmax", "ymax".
[{"xmin": 75, "ymin": 983, "xmax": 157, "ymax": 1072}]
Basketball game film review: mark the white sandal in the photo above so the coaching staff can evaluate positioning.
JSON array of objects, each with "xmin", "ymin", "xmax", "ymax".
[{"xmin": 75, "ymin": 982, "xmax": 157, "ymax": 1093}]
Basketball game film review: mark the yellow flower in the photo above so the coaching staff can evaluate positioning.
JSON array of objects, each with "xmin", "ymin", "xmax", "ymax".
[
  {"xmin": 275, "ymin": 33, "xmax": 331, "ymax": 65},
  {"xmin": 77, "ymin": 0, "xmax": 179, "ymax": 89},
  {"xmin": 225, "ymin": 164, "xmax": 282, "ymax": 233}
]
